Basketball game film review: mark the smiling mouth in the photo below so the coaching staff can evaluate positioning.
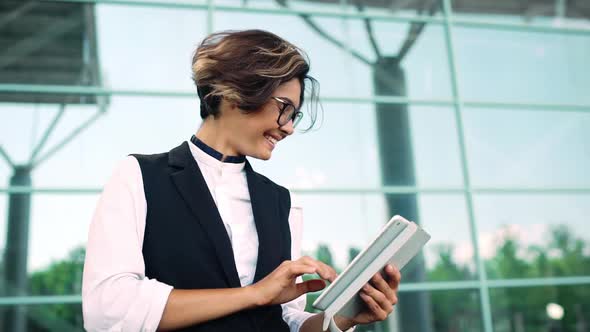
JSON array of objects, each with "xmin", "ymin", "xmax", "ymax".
[{"xmin": 264, "ymin": 134, "xmax": 278, "ymax": 147}]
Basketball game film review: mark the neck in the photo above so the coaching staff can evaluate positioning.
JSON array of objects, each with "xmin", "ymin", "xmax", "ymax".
[{"xmin": 195, "ymin": 117, "xmax": 240, "ymax": 157}]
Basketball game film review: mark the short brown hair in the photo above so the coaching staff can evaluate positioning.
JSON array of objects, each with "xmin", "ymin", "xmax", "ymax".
[{"xmin": 191, "ymin": 29, "xmax": 320, "ymax": 129}]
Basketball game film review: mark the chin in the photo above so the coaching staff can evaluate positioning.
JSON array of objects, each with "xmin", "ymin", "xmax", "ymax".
[
  {"xmin": 253, "ymin": 149, "xmax": 272, "ymax": 161},
  {"xmin": 258, "ymin": 152, "xmax": 272, "ymax": 160}
]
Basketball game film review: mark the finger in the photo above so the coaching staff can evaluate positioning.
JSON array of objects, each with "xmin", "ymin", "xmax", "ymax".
[
  {"xmin": 295, "ymin": 279, "xmax": 326, "ymax": 295},
  {"xmin": 298, "ymin": 256, "xmax": 337, "ymax": 282},
  {"xmin": 316, "ymin": 262, "xmax": 337, "ymax": 282},
  {"xmin": 290, "ymin": 260, "xmax": 326, "ymax": 278},
  {"xmin": 359, "ymin": 292, "xmax": 389, "ymax": 321},
  {"xmin": 370, "ymin": 271, "xmax": 396, "ymax": 303},
  {"xmin": 362, "ymin": 283, "xmax": 395, "ymax": 312},
  {"xmin": 283, "ymin": 263, "xmax": 317, "ymax": 279},
  {"xmin": 385, "ymin": 264, "xmax": 401, "ymax": 290}
]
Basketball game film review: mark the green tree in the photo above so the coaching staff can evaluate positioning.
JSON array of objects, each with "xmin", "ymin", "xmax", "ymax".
[
  {"xmin": 316, "ymin": 244, "xmax": 334, "ymax": 268},
  {"xmin": 26, "ymin": 246, "xmax": 85, "ymax": 331},
  {"xmin": 428, "ymin": 244, "xmax": 481, "ymax": 332},
  {"xmin": 17, "ymin": 224, "xmax": 589, "ymax": 332},
  {"xmin": 488, "ymin": 225, "xmax": 590, "ymax": 332}
]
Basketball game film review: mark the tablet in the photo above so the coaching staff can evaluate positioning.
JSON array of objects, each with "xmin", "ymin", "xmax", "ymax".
[{"xmin": 312, "ymin": 215, "xmax": 431, "ymax": 329}]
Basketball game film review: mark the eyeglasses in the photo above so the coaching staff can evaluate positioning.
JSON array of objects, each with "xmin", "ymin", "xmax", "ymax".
[{"xmin": 272, "ymin": 96, "xmax": 303, "ymax": 128}]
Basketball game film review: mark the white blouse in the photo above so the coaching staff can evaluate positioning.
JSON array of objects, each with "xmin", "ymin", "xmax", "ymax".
[{"xmin": 82, "ymin": 140, "xmax": 314, "ymax": 332}]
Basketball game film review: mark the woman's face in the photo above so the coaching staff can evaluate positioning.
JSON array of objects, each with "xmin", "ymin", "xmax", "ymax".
[{"xmin": 223, "ymin": 78, "xmax": 301, "ymax": 160}]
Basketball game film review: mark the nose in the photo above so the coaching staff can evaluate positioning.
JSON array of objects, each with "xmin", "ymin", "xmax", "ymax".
[{"xmin": 279, "ymin": 119, "xmax": 295, "ymax": 136}]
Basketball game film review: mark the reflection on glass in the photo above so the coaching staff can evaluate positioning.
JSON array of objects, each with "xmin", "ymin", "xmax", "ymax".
[
  {"xmin": 454, "ymin": 27, "xmax": 590, "ymax": 105},
  {"xmin": 216, "ymin": 0, "xmax": 447, "ymax": 15},
  {"xmin": 307, "ymin": 289, "xmax": 483, "ymax": 332},
  {"xmin": 256, "ymin": 104, "xmax": 464, "ymax": 188},
  {"xmin": 299, "ymin": 193, "xmax": 475, "ymax": 281},
  {"xmin": 451, "ymin": 1, "xmax": 590, "ymax": 24},
  {"xmin": 96, "ymin": 4, "xmax": 208, "ymax": 91},
  {"xmin": 0, "ymin": 194, "xmax": 96, "ymax": 297},
  {"xmin": 213, "ymin": 11, "xmax": 452, "ymax": 99},
  {"xmin": 0, "ymin": 303, "xmax": 83, "ymax": 332},
  {"xmin": 253, "ymin": 102, "xmax": 381, "ymax": 188},
  {"xmin": 474, "ymin": 194, "xmax": 590, "ymax": 279},
  {"xmin": 463, "ymin": 109, "xmax": 590, "ymax": 188},
  {"xmin": 418, "ymin": 194, "xmax": 476, "ymax": 279},
  {"xmin": 0, "ymin": 244, "xmax": 84, "ymax": 330},
  {"xmin": 409, "ymin": 106, "xmax": 463, "ymax": 187},
  {"xmin": 0, "ymin": 96, "xmax": 200, "ymax": 187},
  {"xmin": 0, "ymin": 2, "xmax": 101, "ymax": 95},
  {"xmin": 3, "ymin": 101, "xmax": 468, "ymax": 189},
  {"xmin": 490, "ymin": 285, "xmax": 590, "ymax": 332},
  {"xmin": 0, "ymin": 101, "xmax": 99, "ymax": 165},
  {"xmin": 427, "ymin": 289, "xmax": 483, "ymax": 332}
]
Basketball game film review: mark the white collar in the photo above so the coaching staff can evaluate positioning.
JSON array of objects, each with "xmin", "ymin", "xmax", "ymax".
[{"xmin": 187, "ymin": 140, "xmax": 246, "ymax": 173}]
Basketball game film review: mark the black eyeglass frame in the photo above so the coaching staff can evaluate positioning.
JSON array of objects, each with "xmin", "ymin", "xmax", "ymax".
[{"xmin": 272, "ymin": 96, "xmax": 303, "ymax": 128}]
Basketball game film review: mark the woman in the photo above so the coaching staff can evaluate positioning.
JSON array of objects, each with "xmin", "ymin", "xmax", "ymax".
[{"xmin": 82, "ymin": 29, "xmax": 401, "ymax": 332}]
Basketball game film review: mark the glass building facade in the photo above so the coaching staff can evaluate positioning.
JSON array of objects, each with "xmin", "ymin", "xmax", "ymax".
[{"xmin": 0, "ymin": 0, "xmax": 589, "ymax": 331}]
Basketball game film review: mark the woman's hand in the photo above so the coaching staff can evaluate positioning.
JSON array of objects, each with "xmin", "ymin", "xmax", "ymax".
[
  {"xmin": 341, "ymin": 264, "xmax": 402, "ymax": 327},
  {"xmin": 249, "ymin": 256, "xmax": 337, "ymax": 306}
]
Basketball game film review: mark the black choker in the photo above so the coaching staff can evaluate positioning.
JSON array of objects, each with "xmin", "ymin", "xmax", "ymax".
[{"xmin": 190, "ymin": 135, "xmax": 246, "ymax": 164}]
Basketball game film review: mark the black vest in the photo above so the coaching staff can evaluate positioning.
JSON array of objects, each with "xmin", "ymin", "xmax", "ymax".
[{"xmin": 132, "ymin": 142, "xmax": 292, "ymax": 332}]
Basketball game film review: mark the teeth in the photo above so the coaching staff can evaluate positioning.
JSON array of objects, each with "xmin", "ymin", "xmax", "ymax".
[{"xmin": 265, "ymin": 135, "xmax": 277, "ymax": 145}]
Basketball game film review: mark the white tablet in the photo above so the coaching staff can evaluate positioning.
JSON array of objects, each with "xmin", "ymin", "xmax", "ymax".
[{"xmin": 312, "ymin": 215, "xmax": 431, "ymax": 330}]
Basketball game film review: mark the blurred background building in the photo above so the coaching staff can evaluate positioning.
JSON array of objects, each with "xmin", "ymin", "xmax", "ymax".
[{"xmin": 0, "ymin": 0, "xmax": 589, "ymax": 331}]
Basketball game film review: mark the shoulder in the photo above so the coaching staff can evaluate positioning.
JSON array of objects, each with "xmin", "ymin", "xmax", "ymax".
[
  {"xmin": 129, "ymin": 144, "xmax": 184, "ymax": 176},
  {"xmin": 130, "ymin": 151, "xmax": 169, "ymax": 167},
  {"xmin": 106, "ymin": 156, "xmax": 142, "ymax": 187}
]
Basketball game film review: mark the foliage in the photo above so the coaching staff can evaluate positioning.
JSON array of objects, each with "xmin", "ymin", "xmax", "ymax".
[{"xmin": 8, "ymin": 225, "xmax": 589, "ymax": 331}]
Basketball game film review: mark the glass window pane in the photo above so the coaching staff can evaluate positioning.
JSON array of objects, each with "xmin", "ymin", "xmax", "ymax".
[
  {"xmin": 0, "ymin": 194, "xmax": 94, "ymax": 296},
  {"xmin": 426, "ymin": 289, "xmax": 483, "ymax": 332},
  {"xmin": 0, "ymin": 303, "xmax": 83, "ymax": 332},
  {"xmin": 409, "ymin": 106, "xmax": 464, "ymax": 187},
  {"xmin": 218, "ymin": 0, "xmax": 448, "ymax": 15},
  {"xmin": 96, "ymin": 4, "xmax": 208, "ymax": 91},
  {"xmin": 326, "ymin": 289, "xmax": 483, "ymax": 331},
  {"xmin": 5, "ymin": 96, "xmax": 381, "ymax": 188},
  {"xmin": 0, "ymin": 100, "xmax": 99, "ymax": 165},
  {"xmin": 451, "ymin": 2, "xmax": 590, "ymax": 25},
  {"xmin": 490, "ymin": 285, "xmax": 590, "ymax": 332},
  {"xmin": 254, "ymin": 104, "xmax": 464, "ymax": 188},
  {"xmin": 0, "ymin": 96, "xmax": 199, "ymax": 187},
  {"xmin": 28, "ymin": 195, "xmax": 94, "ymax": 278},
  {"xmin": 418, "ymin": 194, "xmax": 476, "ymax": 280},
  {"xmin": 252, "ymin": 102, "xmax": 381, "ymax": 188},
  {"xmin": 474, "ymin": 194, "xmax": 590, "ymax": 279},
  {"xmin": 298, "ymin": 193, "xmax": 476, "ymax": 281},
  {"xmin": 0, "ymin": 2, "xmax": 96, "ymax": 91},
  {"xmin": 453, "ymin": 27, "xmax": 590, "ymax": 104},
  {"xmin": 463, "ymin": 108, "xmax": 590, "ymax": 188},
  {"xmin": 2, "ymin": 99, "xmax": 464, "ymax": 189},
  {"xmin": 453, "ymin": 27, "xmax": 590, "ymax": 105},
  {"xmin": 213, "ymin": 11, "xmax": 453, "ymax": 100},
  {"xmin": 0, "ymin": 194, "xmax": 6, "ymax": 252}
]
